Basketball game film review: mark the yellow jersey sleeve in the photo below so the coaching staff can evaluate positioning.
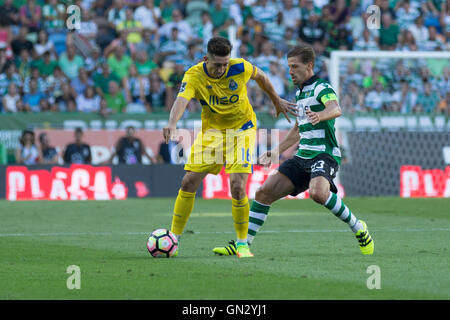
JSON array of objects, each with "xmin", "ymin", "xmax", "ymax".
[
  {"xmin": 177, "ymin": 71, "xmax": 197, "ymax": 101},
  {"xmin": 243, "ymin": 59, "xmax": 256, "ymax": 83}
]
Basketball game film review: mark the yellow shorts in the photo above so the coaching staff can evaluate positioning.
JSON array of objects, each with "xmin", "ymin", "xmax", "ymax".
[{"xmin": 184, "ymin": 125, "xmax": 256, "ymax": 175}]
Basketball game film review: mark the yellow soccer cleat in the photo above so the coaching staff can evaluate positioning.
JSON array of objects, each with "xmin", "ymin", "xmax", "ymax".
[
  {"xmin": 213, "ymin": 240, "xmax": 237, "ymax": 256},
  {"xmin": 236, "ymin": 243, "xmax": 254, "ymax": 258},
  {"xmin": 355, "ymin": 220, "xmax": 374, "ymax": 255}
]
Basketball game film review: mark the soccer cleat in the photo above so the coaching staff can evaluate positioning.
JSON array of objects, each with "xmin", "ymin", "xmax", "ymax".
[
  {"xmin": 355, "ymin": 220, "xmax": 374, "ymax": 255},
  {"xmin": 213, "ymin": 240, "xmax": 237, "ymax": 256},
  {"xmin": 236, "ymin": 243, "xmax": 254, "ymax": 258}
]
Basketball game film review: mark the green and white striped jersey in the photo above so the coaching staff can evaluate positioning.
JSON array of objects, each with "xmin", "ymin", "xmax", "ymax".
[{"xmin": 294, "ymin": 75, "xmax": 341, "ymax": 164}]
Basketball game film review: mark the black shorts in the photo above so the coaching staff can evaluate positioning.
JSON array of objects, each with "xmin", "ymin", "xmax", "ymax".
[{"xmin": 278, "ymin": 153, "xmax": 339, "ymax": 196}]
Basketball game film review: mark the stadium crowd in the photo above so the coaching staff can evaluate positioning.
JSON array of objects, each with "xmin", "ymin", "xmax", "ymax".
[{"xmin": 0, "ymin": 0, "xmax": 448, "ymax": 116}]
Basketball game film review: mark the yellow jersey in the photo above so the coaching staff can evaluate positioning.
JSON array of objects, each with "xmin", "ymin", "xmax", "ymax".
[{"xmin": 177, "ymin": 58, "xmax": 257, "ymax": 131}]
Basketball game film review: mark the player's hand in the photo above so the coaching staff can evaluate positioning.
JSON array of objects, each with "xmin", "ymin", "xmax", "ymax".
[
  {"xmin": 259, "ymin": 150, "xmax": 277, "ymax": 167},
  {"xmin": 274, "ymin": 98, "xmax": 298, "ymax": 123},
  {"xmin": 163, "ymin": 126, "xmax": 176, "ymax": 144},
  {"xmin": 306, "ymin": 109, "xmax": 321, "ymax": 125}
]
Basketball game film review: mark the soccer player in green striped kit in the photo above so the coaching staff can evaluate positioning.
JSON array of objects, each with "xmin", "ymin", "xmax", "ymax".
[{"xmin": 213, "ymin": 45, "xmax": 374, "ymax": 256}]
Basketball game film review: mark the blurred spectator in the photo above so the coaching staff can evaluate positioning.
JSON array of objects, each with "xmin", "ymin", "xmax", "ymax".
[
  {"xmin": 298, "ymin": 10, "xmax": 326, "ymax": 45},
  {"xmin": 253, "ymin": 40, "xmax": 277, "ymax": 73},
  {"xmin": 105, "ymin": 126, "xmax": 157, "ymax": 164},
  {"xmin": 421, "ymin": 26, "xmax": 444, "ymax": 51},
  {"xmin": 77, "ymin": 8, "xmax": 99, "ymax": 47},
  {"xmin": 281, "ymin": 0, "xmax": 301, "ymax": 29},
  {"xmin": 19, "ymin": 0, "xmax": 42, "ymax": 33},
  {"xmin": 135, "ymin": 50, "xmax": 158, "ymax": 76},
  {"xmin": 23, "ymin": 79, "xmax": 46, "ymax": 112},
  {"xmin": 107, "ymin": 0, "xmax": 127, "ymax": 27},
  {"xmin": 210, "ymin": 0, "xmax": 229, "ymax": 29},
  {"xmin": 397, "ymin": 29, "xmax": 418, "ymax": 51},
  {"xmin": 63, "ymin": 127, "xmax": 92, "ymax": 164},
  {"xmin": 354, "ymin": 28, "xmax": 379, "ymax": 51},
  {"xmin": 229, "ymin": 0, "xmax": 253, "ymax": 27},
  {"xmin": 396, "ymin": 0, "xmax": 420, "ymax": 30},
  {"xmin": 341, "ymin": 81, "xmax": 365, "ymax": 112},
  {"xmin": 378, "ymin": 12, "xmax": 400, "ymax": 50},
  {"xmin": 23, "ymin": 67, "xmax": 47, "ymax": 94},
  {"xmin": 416, "ymin": 81, "xmax": 440, "ymax": 113},
  {"xmin": 72, "ymin": 68, "xmax": 95, "ymax": 96},
  {"xmin": 38, "ymin": 132, "xmax": 58, "ymax": 164},
  {"xmin": 46, "ymin": 66, "xmax": 66, "ymax": 104},
  {"xmin": 59, "ymin": 45, "xmax": 84, "ymax": 80},
  {"xmin": 34, "ymin": 30, "xmax": 56, "ymax": 58},
  {"xmin": 42, "ymin": 0, "xmax": 66, "ymax": 32},
  {"xmin": 391, "ymin": 80, "xmax": 418, "ymax": 114},
  {"xmin": 55, "ymin": 82, "xmax": 77, "ymax": 112},
  {"xmin": 329, "ymin": 0, "xmax": 350, "ymax": 26},
  {"xmin": 134, "ymin": 0, "xmax": 161, "ymax": 31},
  {"xmin": 124, "ymin": 64, "xmax": 149, "ymax": 105},
  {"xmin": 136, "ymin": 28, "xmax": 159, "ymax": 60},
  {"xmin": 15, "ymin": 130, "xmax": 39, "ymax": 165},
  {"xmin": 252, "ymin": 0, "xmax": 278, "ymax": 24},
  {"xmin": 365, "ymin": 81, "xmax": 391, "ymax": 112},
  {"xmin": 117, "ymin": 7, "xmax": 144, "ymax": 44},
  {"xmin": 408, "ymin": 15, "xmax": 429, "ymax": 45},
  {"xmin": 107, "ymin": 45, "xmax": 133, "ymax": 80},
  {"xmin": 11, "ymin": 27, "xmax": 33, "ymax": 56},
  {"xmin": 145, "ymin": 73, "xmax": 170, "ymax": 112},
  {"xmin": 264, "ymin": 11, "xmax": 286, "ymax": 45},
  {"xmin": 2, "ymin": 83, "xmax": 22, "ymax": 113},
  {"xmin": 35, "ymin": 51, "xmax": 58, "ymax": 78},
  {"xmin": 158, "ymin": 27, "xmax": 187, "ymax": 64},
  {"xmin": 194, "ymin": 11, "xmax": 214, "ymax": 49},
  {"xmin": 93, "ymin": 63, "xmax": 122, "ymax": 97},
  {"xmin": 0, "ymin": 62, "xmax": 22, "ymax": 96},
  {"xmin": 158, "ymin": 9, "xmax": 192, "ymax": 43},
  {"xmin": 437, "ymin": 92, "xmax": 449, "ymax": 115},
  {"xmin": 76, "ymin": 86, "xmax": 101, "ymax": 113},
  {"xmin": 0, "ymin": 0, "xmax": 20, "ymax": 27},
  {"xmin": 266, "ymin": 61, "xmax": 287, "ymax": 98},
  {"xmin": 104, "ymin": 81, "xmax": 127, "ymax": 113}
]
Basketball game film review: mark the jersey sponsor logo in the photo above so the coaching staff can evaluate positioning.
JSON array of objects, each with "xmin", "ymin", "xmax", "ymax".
[
  {"xmin": 179, "ymin": 82, "xmax": 187, "ymax": 93},
  {"xmin": 209, "ymin": 94, "xmax": 239, "ymax": 106},
  {"xmin": 228, "ymin": 78, "xmax": 238, "ymax": 91},
  {"xmin": 206, "ymin": 85, "xmax": 212, "ymax": 89},
  {"xmin": 330, "ymin": 167, "xmax": 335, "ymax": 176}
]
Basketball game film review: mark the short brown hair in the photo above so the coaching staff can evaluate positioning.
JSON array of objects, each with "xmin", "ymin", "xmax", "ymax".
[
  {"xmin": 207, "ymin": 37, "xmax": 232, "ymax": 57},
  {"xmin": 287, "ymin": 45, "xmax": 315, "ymax": 66}
]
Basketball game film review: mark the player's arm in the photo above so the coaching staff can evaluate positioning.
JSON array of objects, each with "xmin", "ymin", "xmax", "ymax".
[
  {"xmin": 306, "ymin": 93, "xmax": 342, "ymax": 125},
  {"xmin": 251, "ymin": 67, "xmax": 298, "ymax": 121},
  {"xmin": 163, "ymin": 96, "xmax": 189, "ymax": 144},
  {"xmin": 259, "ymin": 121, "xmax": 300, "ymax": 166}
]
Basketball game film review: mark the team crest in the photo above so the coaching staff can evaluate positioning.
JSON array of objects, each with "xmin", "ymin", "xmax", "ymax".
[{"xmin": 228, "ymin": 79, "xmax": 238, "ymax": 91}]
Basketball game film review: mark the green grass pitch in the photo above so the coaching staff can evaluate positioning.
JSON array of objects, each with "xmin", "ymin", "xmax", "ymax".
[{"xmin": 0, "ymin": 198, "xmax": 449, "ymax": 300}]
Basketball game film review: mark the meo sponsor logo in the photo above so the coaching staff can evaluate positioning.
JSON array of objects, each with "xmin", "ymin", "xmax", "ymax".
[{"xmin": 209, "ymin": 94, "xmax": 239, "ymax": 105}]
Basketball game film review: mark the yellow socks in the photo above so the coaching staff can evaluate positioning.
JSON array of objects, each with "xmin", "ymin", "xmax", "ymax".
[
  {"xmin": 170, "ymin": 189, "xmax": 196, "ymax": 237},
  {"xmin": 232, "ymin": 196, "xmax": 250, "ymax": 243}
]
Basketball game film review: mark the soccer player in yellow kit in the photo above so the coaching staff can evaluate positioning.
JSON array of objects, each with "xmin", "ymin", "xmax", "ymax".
[{"xmin": 163, "ymin": 37, "xmax": 297, "ymax": 258}]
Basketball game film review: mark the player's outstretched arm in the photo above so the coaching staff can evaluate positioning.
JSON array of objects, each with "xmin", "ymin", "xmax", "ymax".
[
  {"xmin": 251, "ymin": 67, "xmax": 298, "ymax": 122},
  {"xmin": 163, "ymin": 96, "xmax": 189, "ymax": 144},
  {"xmin": 259, "ymin": 121, "xmax": 300, "ymax": 166},
  {"xmin": 306, "ymin": 99, "xmax": 342, "ymax": 125}
]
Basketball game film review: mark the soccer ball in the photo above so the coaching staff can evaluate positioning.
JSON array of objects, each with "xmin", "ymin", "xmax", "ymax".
[{"xmin": 147, "ymin": 228, "xmax": 178, "ymax": 258}]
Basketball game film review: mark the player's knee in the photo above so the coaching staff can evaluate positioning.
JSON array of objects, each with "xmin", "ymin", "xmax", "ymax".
[
  {"xmin": 230, "ymin": 181, "xmax": 246, "ymax": 200},
  {"xmin": 309, "ymin": 186, "xmax": 328, "ymax": 205},
  {"xmin": 180, "ymin": 175, "xmax": 199, "ymax": 193},
  {"xmin": 255, "ymin": 186, "xmax": 273, "ymax": 204}
]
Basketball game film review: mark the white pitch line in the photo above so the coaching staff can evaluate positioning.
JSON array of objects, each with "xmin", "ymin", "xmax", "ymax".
[{"xmin": 0, "ymin": 228, "xmax": 449, "ymax": 238}]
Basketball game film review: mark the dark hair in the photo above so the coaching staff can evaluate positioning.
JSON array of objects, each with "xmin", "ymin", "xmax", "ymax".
[
  {"xmin": 20, "ymin": 130, "xmax": 35, "ymax": 146},
  {"xmin": 75, "ymin": 127, "xmax": 83, "ymax": 134},
  {"xmin": 207, "ymin": 37, "xmax": 232, "ymax": 57},
  {"xmin": 287, "ymin": 45, "xmax": 315, "ymax": 66}
]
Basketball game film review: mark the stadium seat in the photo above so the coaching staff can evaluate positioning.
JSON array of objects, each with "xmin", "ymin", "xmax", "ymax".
[
  {"xmin": 126, "ymin": 103, "xmax": 147, "ymax": 114},
  {"xmin": 185, "ymin": 0, "xmax": 209, "ymax": 27},
  {"xmin": 0, "ymin": 143, "xmax": 7, "ymax": 164}
]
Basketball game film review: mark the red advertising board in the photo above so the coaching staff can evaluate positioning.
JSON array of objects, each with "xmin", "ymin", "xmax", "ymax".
[
  {"xmin": 400, "ymin": 165, "xmax": 450, "ymax": 198},
  {"xmin": 6, "ymin": 165, "xmax": 128, "ymax": 201}
]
